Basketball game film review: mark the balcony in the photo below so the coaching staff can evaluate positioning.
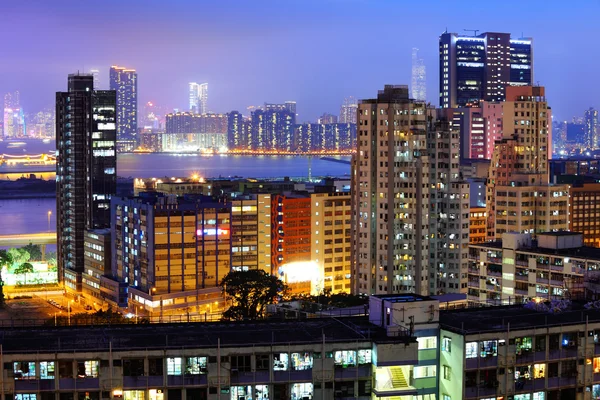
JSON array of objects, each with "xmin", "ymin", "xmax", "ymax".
[{"xmin": 550, "ymin": 264, "xmax": 564, "ymax": 272}]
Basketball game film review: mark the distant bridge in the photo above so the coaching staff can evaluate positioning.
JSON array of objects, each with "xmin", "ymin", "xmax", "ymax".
[{"xmin": 0, "ymin": 232, "xmax": 57, "ymax": 247}]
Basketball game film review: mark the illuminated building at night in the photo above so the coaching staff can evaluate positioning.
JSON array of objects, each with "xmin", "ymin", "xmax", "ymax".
[
  {"xmin": 111, "ymin": 194, "xmax": 231, "ymax": 316},
  {"xmin": 249, "ymin": 106, "xmax": 295, "ymax": 151},
  {"xmin": 439, "ymin": 31, "xmax": 533, "ymax": 108},
  {"xmin": 486, "ymin": 86, "xmax": 567, "ymax": 240},
  {"xmin": 293, "ymin": 123, "xmax": 356, "ymax": 152},
  {"xmin": 56, "ymin": 73, "xmax": 117, "ymax": 292},
  {"xmin": 318, "ymin": 113, "xmax": 338, "ymax": 125},
  {"xmin": 411, "ymin": 48, "xmax": 426, "ymax": 102},
  {"xmin": 339, "ymin": 96, "xmax": 358, "ymax": 124},
  {"xmin": 110, "ymin": 65, "xmax": 138, "ymax": 141},
  {"xmin": 189, "ymin": 82, "xmax": 208, "ymax": 114},
  {"xmin": 584, "ymin": 107, "xmax": 598, "ymax": 149},
  {"xmin": 164, "ymin": 112, "xmax": 227, "ymax": 151},
  {"xmin": 352, "ymin": 85, "xmax": 470, "ymax": 296}
]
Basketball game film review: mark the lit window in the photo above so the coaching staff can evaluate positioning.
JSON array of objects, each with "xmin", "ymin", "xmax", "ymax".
[
  {"xmin": 334, "ymin": 350, "xmax": 357, "ymax": 367},
  {"xmin": 273, "ymin": 353, "xmax": 289, "ymax": 371},
  {"xmin": 291, "ymin": 353, "xmax": 313, "ymax": 370},
  {"xmin": 167, "ymin": 357, "xmax": 182, "ymax": 376},
  {"xmin": 185, "ymin": 357, "xmax": 207, "ymax": 375},
  {"xmin": 40, "ymin": 361, "xmax": 55, "ymax": 379},
  {"xmin": 466, "ymin": 342, "xmax": 478, "ymax": 358},
  {"xmin": 14, "ymin": 362, "xmax": 36, "ymax": 380}
]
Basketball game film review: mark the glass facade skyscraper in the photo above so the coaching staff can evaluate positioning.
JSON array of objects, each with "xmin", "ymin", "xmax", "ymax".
[
  {"xmin": 109, "ymin": 65, "xmax": 138, "ymax": 140},
  {"xmin": 439, "ymin": 32, "xmax": 533, "ymax": 108},
  {"xmin": 56, "ymin": 73, "xmax": 117, "ymax": 292}
]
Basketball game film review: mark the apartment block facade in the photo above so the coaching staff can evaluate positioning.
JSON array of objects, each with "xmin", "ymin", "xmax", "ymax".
[{"xmin": 467, "ymin": 232, "xmax": 589, "ymax": 305}]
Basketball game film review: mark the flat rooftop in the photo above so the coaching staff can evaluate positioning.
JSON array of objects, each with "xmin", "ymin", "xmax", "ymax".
[
  {"xmin": 440, "ymin": 302, "xmax": 600, "ymax": 335},
  {"xmin": 0, "ymin": 317, "xmax": 412, "ymax": 354},
  {"xmin": 371, "ymin": 294, "xmax": 434, "ymax": 303},
  {"xmin": 470, "ymin": 240, "xmax": 600, "ymax": 260}
]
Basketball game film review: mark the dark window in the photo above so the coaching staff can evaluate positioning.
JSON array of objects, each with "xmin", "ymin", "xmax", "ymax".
[
  {"xmin": 167, "ymin": 389, "xmax": 182, "ymax": 400},
  {"xmin": 255, "ymin": 355, "xmax": 270, "ymax": 371},
  {"xmin": 548, "ymin": 362, "xmax": 559, "ymax": 378},
  {"xmin": 123, "ymin": 359, "xmax": 144, "ymax": 376},
  {"xmin": 58, "ymin": 361, "xmax": 73, "ymax": 379},
  {"xmin": 148, "ymin": 358, "xmax": 163, "ymax": 376},
  {"xmin": 231, "ymin": 355, "xmax": 251, "ymax": 373}
]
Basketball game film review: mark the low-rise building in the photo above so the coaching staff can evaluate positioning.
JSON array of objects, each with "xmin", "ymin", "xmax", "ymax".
[
  {"xmin": 468, "ymin": 232, "xmax": 591, "ymax": 305},
  {"xmin": 82, "ymin": 229, "xmax": 113, "ymax": 309},
  {"xmin": 3, "ymin": 311, "xmax": 419, "ymax": 400}
]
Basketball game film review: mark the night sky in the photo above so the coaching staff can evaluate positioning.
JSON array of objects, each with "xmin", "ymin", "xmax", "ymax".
[{"xmin": 1, "ymin": 0, "xmax": 597, "ymax": 122}]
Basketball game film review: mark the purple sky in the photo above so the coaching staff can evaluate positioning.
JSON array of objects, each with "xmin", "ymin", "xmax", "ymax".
[{"xmin": 0, "ymin": 0, "xmax": 598, "ymax": 122}]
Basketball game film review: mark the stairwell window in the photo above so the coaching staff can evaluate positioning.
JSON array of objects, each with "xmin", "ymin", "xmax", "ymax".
[
  {"xmin": 442, "ymin": 365, "xmax": 451, "ymax": 381},
  {"xmin": 441, "ymin": 337, "xmax": 451, "ymax": 353}
]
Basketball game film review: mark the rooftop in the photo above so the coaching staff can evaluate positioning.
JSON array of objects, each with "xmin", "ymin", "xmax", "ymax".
[
  {"xmin": 371, "ymin": 294, "xmax": 434, "ymax": 303},
  {"xmin": 440, "ymin": 302, "xmax": 600, "ymax": 335},
  {"xmin": 471, "ymin": 237, "xmax": 600, "ymax": 260},
  {"xmin": 0, "ymin": 317, "xmax": 412, "ymax": 354}
]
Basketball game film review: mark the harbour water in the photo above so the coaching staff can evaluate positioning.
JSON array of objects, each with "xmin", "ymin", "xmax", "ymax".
[{"xmin": 0, "ymin": 139, "xmax": 352, "ymax": 236}]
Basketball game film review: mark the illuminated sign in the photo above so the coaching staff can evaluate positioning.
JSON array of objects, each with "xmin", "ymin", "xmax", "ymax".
[{"xmin": 196, "ymin": 228, "xmax": 229, "ymax": 236}]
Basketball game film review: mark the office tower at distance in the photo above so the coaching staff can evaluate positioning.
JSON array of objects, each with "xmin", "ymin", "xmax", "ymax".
[
  {"xmin": 3, "ymin": 91, "xmax": 24, "ymax": 138},
  {"xmin": 411, "ymin": 48, "xmax": 426, "ymax": 102},
  {"xmin": 56, "ymin": 73, "xmax": 117, "ymax": 292},
  {"xmin": 189, "ymin": 82, "xmax": 208, "ymax": 114},
  {"xmin": 584, "ymin": 107, "xmax": 598, "ymax": 149},
  {"xmin": 439, "ymin": 31, "xmax": 533, "ymax": 108},
  {"xmin": 110, "ymin": 65, "xmax": 138, "ymax": 141},
  {"xmin": 339, "ymin": 96, "xmax": 358, "ymax": 124},
  {"xmin": 318, "ymin": 113, "xmax": 338, "ymax": 125},
  {"xmin": 90, "ymin": 69, "xmax": 100, "ymax": 90}
]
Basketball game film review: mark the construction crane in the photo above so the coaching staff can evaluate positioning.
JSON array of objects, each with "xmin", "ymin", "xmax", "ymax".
[{"xmin": 464, "ymin": 29, "xmax": 480, "ymax": 37}]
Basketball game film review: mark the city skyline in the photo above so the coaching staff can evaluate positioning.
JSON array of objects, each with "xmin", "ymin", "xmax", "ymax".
[{"xmin": 1, "ymin": 0, "xmax": 600, "ymax": 122}]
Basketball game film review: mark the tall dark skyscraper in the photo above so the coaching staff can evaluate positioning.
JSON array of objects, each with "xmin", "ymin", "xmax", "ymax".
[
  {"xmin": 56, "ymin": 73, "xmax": 117, "ymax": 292},
  {"xmin": 110, "ymin": 65, "xmax": 138, "ymax": 140},
  {"xmin": 439, "ymin": 31, "xmax": 533, "ymax": 108}
]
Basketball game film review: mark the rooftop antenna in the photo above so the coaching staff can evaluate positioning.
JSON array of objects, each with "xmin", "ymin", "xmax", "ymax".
[{"xmin": 464, "ymin": 29, "xmax": 479, "ymax": 37}]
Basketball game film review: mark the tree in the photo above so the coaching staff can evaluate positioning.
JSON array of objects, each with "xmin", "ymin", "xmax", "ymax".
[
  {"xmin": 0, "ymin": 250, "xmax": 12, "ymax": 308},
  {"xmin": 14, "ymin": 262, "xmax": 34, "ymax": 285},
  {"xmin": 7, "ymin": 248, "xmax": 29, "ymax": 271},
  {"xmin": 21, "ymin": 243, "xmax": 42, "ymax": 261},
  {"xmin": 46, "ymin": 251, "xmax": 57, "ymax": 267},
  {"xmin": 220, "ymin": 269, "xmax": 287, "ymax": 321}
]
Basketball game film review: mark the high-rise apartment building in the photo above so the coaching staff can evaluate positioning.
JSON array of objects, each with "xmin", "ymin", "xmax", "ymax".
[
  {"xmin": 486, "ymin": 86, "xmax": 568, "ymax": 240},
  {"xmin": 56, "ymin": 73, "xmax": 117, "ymax": 292},
  {"xmin": 411, "ymin": 48, "xmax": 426, "ymax": 102},
  {"xmin": 285, "ymin": 101, "xmax": 297, "ymax": 116},
  {"xmin": 189, "ymin": 82, "xmax": 208, "ymax": 114},
  {"xmin": 353, "ymin": 85, "xmax": 471, "ymax": 296},
  {"xmin": 3, "ymin": 91, "xmax": 23, "ymax": 138},
  {"xmin": 439, "ymin": 32, "xmax": 533, "ymax": 108},
  {"xmin": 352, "ymin": 85, "xmax": 431, "ymax": 296},
  {"xmin": 584, "ymin": 107, "xmax": 598, "ymax": 149},
  {"xmin": 109, "ymin": 65, "xmax": 138, "ymax": 140},
  {"xmin": 318, "ymin": 113, "xmax": 338, "ymax": 125},
  {"xmin": 249, "ymin": 107, "xmax": 295, "ymax": 151},
  {"xmin": 164, "ymin": 112, "xmax": 227, "ymax": 151},
  {"xmin": 339, "ymin": 96, "xmax": 358, "ymax": 124},
  {"xmin": 441, "ymin": 101, "xmax": 503, "ymax": 161}
]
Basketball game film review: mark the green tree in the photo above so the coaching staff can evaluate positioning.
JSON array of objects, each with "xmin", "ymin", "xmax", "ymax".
[
  {"xmin": 21, "ymin": 243, "xmax": 42, "ymax": 261},
  {"xmin": 46, "ymin": 251, "xmax": 57, "ymax": 267},
  {"xmin": 14, "ymin": 262, "xmax": 34, "ymax": 285},
  {"xmin": 7, "ymin": 248, "xmax": 29, "ymax": 271},
  {"xmin": 220, "ymin": 269, "xmax": 287, "ymax": 321},
  {"xmin": 0, "ymin": 250, "xmax": 12, "ymax": 308}
]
